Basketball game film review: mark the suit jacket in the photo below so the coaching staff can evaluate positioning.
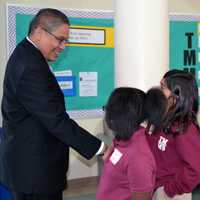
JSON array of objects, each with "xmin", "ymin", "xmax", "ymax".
[{"xmin": 0, "ymin": 38, "xmax": 101, "ymax": 194}]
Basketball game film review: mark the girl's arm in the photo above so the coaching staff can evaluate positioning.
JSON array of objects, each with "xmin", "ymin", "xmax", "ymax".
[{"xmin": 164, "ymin": 123, "xmax": 200, "ymax": 197}]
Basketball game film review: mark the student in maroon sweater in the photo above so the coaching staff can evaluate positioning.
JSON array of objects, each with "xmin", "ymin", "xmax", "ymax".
[
  {"xmin": 97, "ymin": 87, "xmax": 156, "ymax": 200},
  {"xmin": 145, "ymin": 70, "xmax": 200, "ymax": 200}
]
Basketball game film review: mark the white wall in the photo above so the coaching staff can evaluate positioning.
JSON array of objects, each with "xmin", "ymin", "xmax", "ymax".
[
  {"xmin": 169, "ymin": 0, "xmax": 200, "ymax": 13},
  {"xmin": 0, "ymin": 0, "xmax": 113, "ymax": 180}
]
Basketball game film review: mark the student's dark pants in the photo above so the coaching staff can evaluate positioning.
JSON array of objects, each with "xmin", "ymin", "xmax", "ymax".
[{"xmin": 12, "ymin": 191, "xmax": 63, "ymax": 200}]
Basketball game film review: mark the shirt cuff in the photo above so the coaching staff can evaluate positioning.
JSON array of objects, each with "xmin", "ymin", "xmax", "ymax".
[{"xmin": 96, "ymin": 142, "xmax": 105, "ymax": 155}]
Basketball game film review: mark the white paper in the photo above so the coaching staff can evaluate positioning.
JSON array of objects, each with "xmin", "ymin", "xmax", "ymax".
[
  {"xmin": 109, "ymin": 148, "xmax": 122, "ymax": 165},
  {"xmin": 79, "ymin": 72, "xmax": 98, "ymax": 97},
  {"xmin": 58, "ymin": 81, "xmax": 73, "ymax": 90},
  {"xmin": 53, "ymin": 70, "xmax": 72, "ymax": 77},
  {"xmin": 69, "ymin": 28, "xmax": 105, "ymax": 44}
]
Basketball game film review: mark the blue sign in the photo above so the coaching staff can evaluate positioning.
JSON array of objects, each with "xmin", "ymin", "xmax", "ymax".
[{"xmin": 56, "ymin": 76, "xmax": 76, "ymax": 96}]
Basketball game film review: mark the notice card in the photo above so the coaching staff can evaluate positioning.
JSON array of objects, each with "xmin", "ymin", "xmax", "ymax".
[{"xmin": 79, "ymin": 72, "xmax": 98, "ymax": 97}]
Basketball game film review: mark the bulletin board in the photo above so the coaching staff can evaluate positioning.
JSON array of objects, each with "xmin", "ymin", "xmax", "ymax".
[
  {"xmin": 170, "ymin": 14, "xmax": 200, "ymax": 99},
  {"xmin": 7, "ymin": 4, "xmax": 114, "ymax": 118}
]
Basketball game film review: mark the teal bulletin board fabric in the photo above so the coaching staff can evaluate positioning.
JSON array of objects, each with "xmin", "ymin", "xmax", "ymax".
[
  {"xmin": 170, "ymin": 15, "xmax": 200, "ymax": 101},
  {"xmin": 10, "ymin": 7, "xmax": 114, "ymax": 117}
]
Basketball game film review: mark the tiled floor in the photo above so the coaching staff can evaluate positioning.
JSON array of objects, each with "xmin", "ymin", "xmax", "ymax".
[
  {"xmin": 63, "ymin": 194, "xmax": 95, "ymax": 200},
  {"xmin": 192, "ymin": 185, "xmax": 200, "ymax": 200},
  {"xmin": 63, "ymin": 177, "xmax": 200, "ymax": 200}
]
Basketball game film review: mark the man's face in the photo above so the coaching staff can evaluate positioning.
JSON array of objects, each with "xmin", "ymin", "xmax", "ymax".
[{"xmin": 38, "ymin": 23, "xmax": 69, "ymax": 61}]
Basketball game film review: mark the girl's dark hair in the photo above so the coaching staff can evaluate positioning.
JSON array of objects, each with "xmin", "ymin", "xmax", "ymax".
[
  {"xmin": 105, "ymin": 87, "xmax": 145, "ymax": 141},
  {"xmin": 144, "ymin": 87, "xmax": 168, "ymax": 132},
  {"xmin": 163, "ymin": 69, "xmax": 184, "ymax": 79},
  {"xmin": 163, "ymin": 70, "xmax": 199, "ymax": 133},
  {"xmin": 163, "ymin": 69, "xmax": 198, "ymax": 115}
]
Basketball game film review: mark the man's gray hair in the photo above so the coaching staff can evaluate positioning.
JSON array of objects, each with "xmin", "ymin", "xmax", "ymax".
[{"xmin": 28, "ymin": 8, "xmax": 70, "ymax": 35}]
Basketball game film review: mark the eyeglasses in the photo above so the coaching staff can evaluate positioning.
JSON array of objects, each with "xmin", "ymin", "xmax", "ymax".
[{"xmin": 42, "ymin": 27, "xmax": 68, "ymax": 45}]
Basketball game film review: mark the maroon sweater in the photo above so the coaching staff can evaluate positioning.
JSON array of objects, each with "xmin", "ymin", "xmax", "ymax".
[{"xmin": 146, "ymin": 122, "xmax": 200, "ymax": 197}]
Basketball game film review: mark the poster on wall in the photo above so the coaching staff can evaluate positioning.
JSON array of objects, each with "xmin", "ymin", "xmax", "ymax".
[
  {"xmin": 7, "ymin": 4, "xmax": 114, "ymax": 118},
  {"xmin": 170, "ymin": 14, "xmax": 200, "ymax": 101}
]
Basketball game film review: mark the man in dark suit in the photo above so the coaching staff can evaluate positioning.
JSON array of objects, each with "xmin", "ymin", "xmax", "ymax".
[{"xmin": 0, "ymin": 8, "xmax": 106, "ymax": 200}]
